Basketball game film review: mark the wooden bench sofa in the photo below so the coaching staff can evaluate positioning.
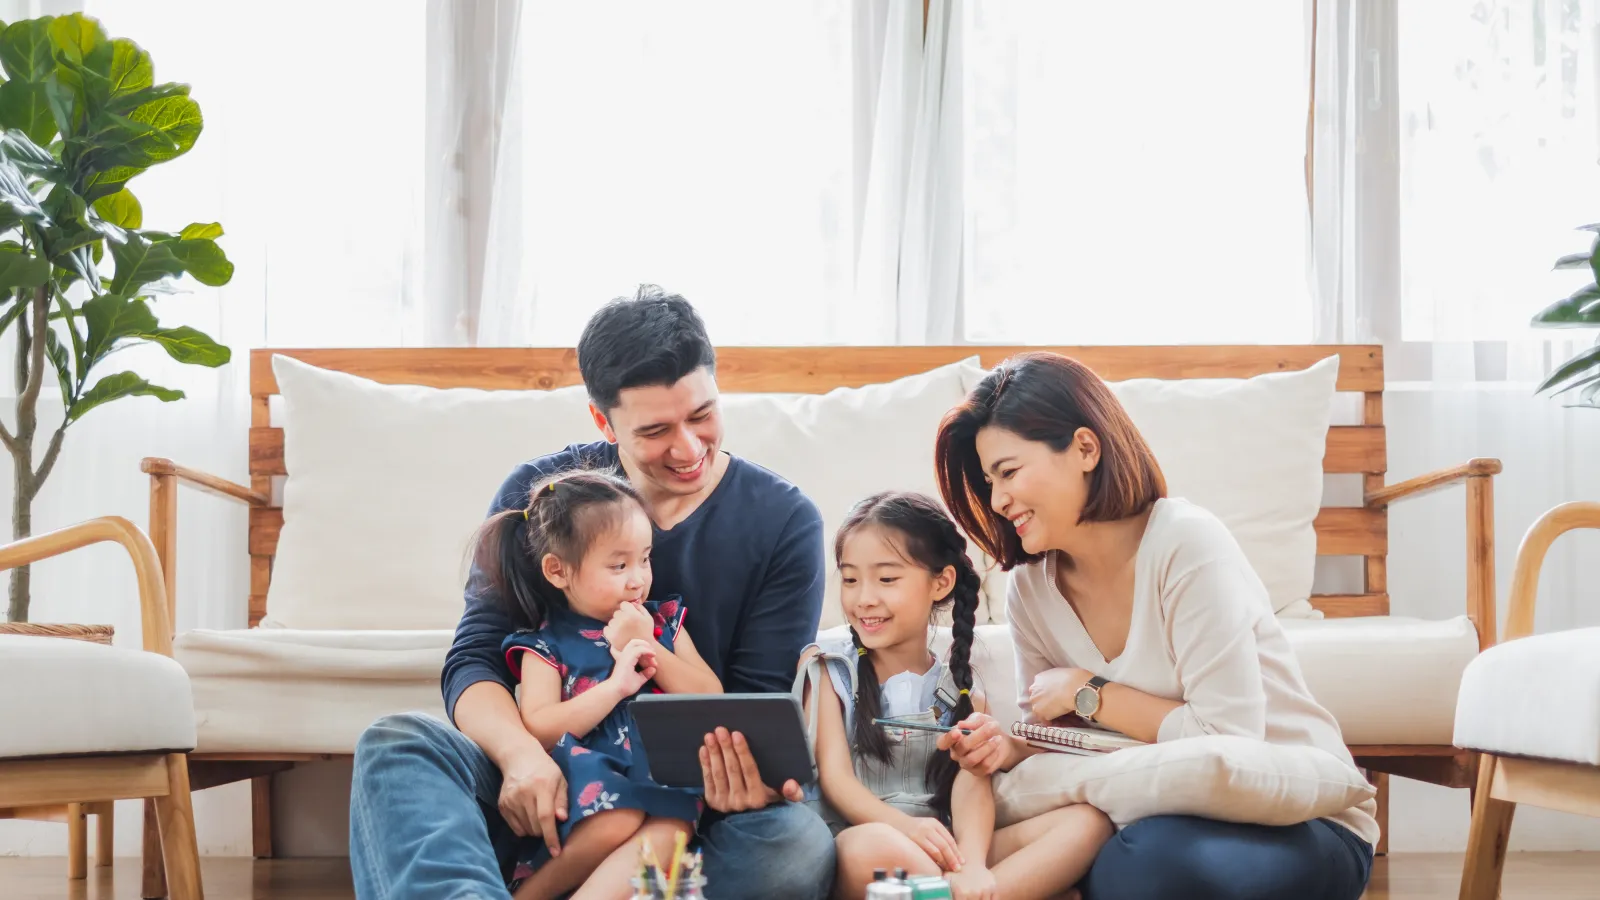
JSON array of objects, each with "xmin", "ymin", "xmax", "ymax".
[{"xmin": 134, "ymin": 343, "xmax": 1497, "ymax": 896}]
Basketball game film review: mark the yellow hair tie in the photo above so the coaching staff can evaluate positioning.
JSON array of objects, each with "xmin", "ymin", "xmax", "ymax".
[
  {"xmin": 958, "ymin": 689, "xmax": 970, "ymax": 697},
  {"xmin": 521, "ymin": 509, "xmax": 529, "ymax": 521},
  {"xmin": 857, "ymin": 648, "xmax": 868, "ymax": 657}
]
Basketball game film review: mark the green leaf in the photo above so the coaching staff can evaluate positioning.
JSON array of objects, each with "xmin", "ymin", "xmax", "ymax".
[
  {"xmin": 168, "ymin": 237, "xmax": 232, "ymax": 286},
  {"xmin": 178, "ymin": 222, "xmax": 221, "ymax": 241},
  {"xmin": 0, "ymin": 18, "xmax": 55, "ymax": 82},
  {"xmin": 0, "ymin": 158, "xmax": 49, "ymax": 227},
  {"xmin": 53, "ymin": 292, "xmax": 83, "ymax": 373},
  {"xmin": 68, "ymin": 370, "xmax": 182, "ymax": 421},
  {"xmin": 1531, "ymin": 284, "xmax": 1600, "ymax": 328},
  {"xmin": 108, "ymin": 230, "xmax": 183, "ymax": 295},
  {"xmin": 0, "ymin": 127, "xmax": 63, "ymax": 178},
  {"xmin": 125, "ymin": 93, "xmax": 199, "ymax": 162},
  {"xmin": 92, "ymin": 187, "xmax": 140, "ymax": 229},
  {"xmin": 0, "ymin": 297, "xmax": 25, "ymax": 335},
  {"xmin": 0, "ymin": 247, "xmax": 49, "ymax": 289},
  {"xmin": 44, "ymin": 325, "xmax": 72, "ymax": 406},
  {"xmin": 143, "ymin": 325, "xmax": 229, "ymax": 367},
  {"xmin": 1551, "ymin": 370, "xmax": 1600, "ymax": 398},
  {"xmin": 1537, "ymin": 343, "xmax": 1600, "ymax": 394},
  {"xmin": 104, "ymin": 82, "xmax": 188, "ymax": 118},
  {"xmin": 0, "ymin": 78, "xmax": 57, "ymax": 146},
  {"xmin": 1553, "ymin": 252, "xmax": 1592, "ymax": 269},
  {"xmin": 103, "ymin": 39, "xmax": 153, "ymax": 99},
  {"xmin": 81, "ymin": 291, "xmax": 157, "ymax": 365},
  {"xmin": 47, "ymin": 13, "xmax": 106, "ymax": 67}
]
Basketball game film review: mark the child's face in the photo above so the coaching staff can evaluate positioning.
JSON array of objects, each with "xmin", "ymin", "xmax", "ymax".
[
  {"xmin": 837, "ymin": 525, "xmax": 955, "ymax": 652},
  {"xmin": 548, "ymin": 504, "xmax": 654, "ymax": 621}
]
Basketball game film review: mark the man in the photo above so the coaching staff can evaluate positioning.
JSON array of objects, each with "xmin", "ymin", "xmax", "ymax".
[{"xmin": 349, "ymin": 286, "xmax": 836, "ymax": 900}]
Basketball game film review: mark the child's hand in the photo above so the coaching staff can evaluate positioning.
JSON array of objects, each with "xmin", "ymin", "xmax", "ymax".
[
  {"xmin": 946, "ymin": 864, "xmax": 997, "ymax": 900},
  {"xmin": 605, "ymin": 601, "xmax": 656, "ymax": 656},
  {"xmin": 937, "ymin": 713, "xmax": 1012, "ymax": 776},
  {"xmin": 607, "ymin": 638, "xmax": 658, "ymax": 696},
  {"xmin": 892, "ymin": 815, "xmax": 963, "ymax": 872}
]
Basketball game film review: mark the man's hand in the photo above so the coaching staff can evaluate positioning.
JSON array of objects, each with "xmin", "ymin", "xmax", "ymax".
[
  {"xmin": 605, "ymin": 601, "xmax": 656, "ymax": 656},
  {"xmin": 698, "ymin": 727, "xmax": 804, "ymax": 813},
  {"xmin": 1028, "ymin": 667, "xmax": 1091, "ymax": 722},
  {"xmin": 498, "ymin": 741, "xmax": 568, "ymax": 857},
  {"xmin": 936, "ymin": 713, "xmax": 1012, "ymax": 776}
]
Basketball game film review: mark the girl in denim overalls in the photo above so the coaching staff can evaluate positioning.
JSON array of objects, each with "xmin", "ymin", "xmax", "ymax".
[{"xmin": 795, "ymin": 492, "xmax": 1105, "ymax": 900}]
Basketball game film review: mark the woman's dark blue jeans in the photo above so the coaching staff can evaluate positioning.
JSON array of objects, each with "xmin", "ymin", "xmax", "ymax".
[{"xmin": 1081, "ymin": 814, "xmax": 1374, "ymax": 900}]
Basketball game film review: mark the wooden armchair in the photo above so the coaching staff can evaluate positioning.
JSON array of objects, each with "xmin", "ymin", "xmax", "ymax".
[
  {"xmin": 0, "ymin": 517, "xmax": 204, "ymax": 899},
  {"xmin": 1456, "ymin": 501, "xmax": 1600, "ymax": 900}
]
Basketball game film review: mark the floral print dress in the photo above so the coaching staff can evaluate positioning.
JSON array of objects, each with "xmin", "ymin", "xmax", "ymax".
[{"xmin": 500, "ymin": 596, "xmax": 704, "ymax": 886}]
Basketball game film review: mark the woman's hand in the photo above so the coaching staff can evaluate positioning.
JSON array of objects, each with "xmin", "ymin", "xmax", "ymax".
[
  {"xmin": 946, "ymin": 864, "xmax": 998, "ymax": 900},
  {"xmin": 605, "ymin": 639, "xmax": 658, "ymax": 696},
  {"xmin": 936, "ymin": 713, "xmax": 1013, "ymax": 776},
  {"xmin": 892, "ymin": 815, "xmax": 964, "ymax": 873},
  {"xmin": 698, "ymin": 727, "xmax": 805, "ymax": 812},
  {"xmin": 1028, "ymin": 667, "xmax": 1092, "ymax": 722},
  {"xmin": 605, "ymin": 601, "xmax": 656, "ymax": 656}
]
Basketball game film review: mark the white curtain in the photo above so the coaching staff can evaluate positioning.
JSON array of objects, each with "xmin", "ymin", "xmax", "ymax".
[
  {"xmin": 469, "ymin": 0, "xmax": 961, "ymax": 347},
  {"xmin": 960, "ymin": 1, "xmax": 1314, "ymax": 345},
  {"xmin": 1312, "ymin": 0, "xmax": 1600, "ymax": 852}
]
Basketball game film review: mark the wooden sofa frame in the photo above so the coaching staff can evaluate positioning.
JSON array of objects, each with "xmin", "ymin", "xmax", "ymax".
[{"xmin": 137, "ymin": 344, "xmax": 1498, "ymax": 894}]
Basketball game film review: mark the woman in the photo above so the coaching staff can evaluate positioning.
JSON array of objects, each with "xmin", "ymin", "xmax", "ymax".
[{"xmin": 930, "ymin": 352, "xmax": 1376, "ymax": 900}]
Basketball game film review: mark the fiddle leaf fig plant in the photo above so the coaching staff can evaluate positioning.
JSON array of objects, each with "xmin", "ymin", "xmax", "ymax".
[
  {"xmin": 0, "ymin": 13, "xmax": 233, "ymax": 622},
  {"xmin": 1533, "ymin": 223, "xmax": 1600, "ymax": 408}
]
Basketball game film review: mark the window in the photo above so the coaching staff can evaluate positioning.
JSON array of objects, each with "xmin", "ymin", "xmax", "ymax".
[
  {"xmin": 1397, "ymin": 0, "xmax": 1600, "ymax": 342},
  {"xmin": 961, "ymin": 1, "xmax": 1314, "ymax": 344},
  {"xmin": 501, "ymin": 1, "xmax": 856, "ymax": 346}
]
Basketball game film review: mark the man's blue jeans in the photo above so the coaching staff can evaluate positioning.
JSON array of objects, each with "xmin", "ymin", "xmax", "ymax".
[{"xmin": 350, "ymin": 712, "xmax": 836, "ymax": 900}]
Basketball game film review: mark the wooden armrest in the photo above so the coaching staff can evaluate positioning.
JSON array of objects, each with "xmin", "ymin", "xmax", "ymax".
[
  {"xmin": 0, "ymin": 518, "xmax": 171, "ymax": 656},
  {"xmin": 1364, "ymin": 458, "xmax": 1502, "ymax": 509},
  {"xmin": 141, "ymin": 457, "xmax": 268, "ymax": 506},
  {"xmin": 1504, "ymin": 501, "xmax": 1600, "ymax": 643}
]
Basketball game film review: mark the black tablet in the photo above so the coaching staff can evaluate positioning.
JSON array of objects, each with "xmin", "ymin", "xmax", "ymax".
[{"xmin": 629, "ymin": 693, "xmax": 817, "ymax": 790}]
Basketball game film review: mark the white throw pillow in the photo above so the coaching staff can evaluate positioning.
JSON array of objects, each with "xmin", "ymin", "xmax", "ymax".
[
  {"xmin": 1106, "ymin": 356, "xmax": 1339, "ymax": 618},
  {"xmin": 719, "ymin": 358, "xmax": 985, "ymax": 630},
  {"xmin": 264, "ymin": 355, "xmax": 597, "ymax": 630},
  {"xmin": 265, "ymin": 354, "xmax": 983, "ymax": 632},
  {"xmin": 992, "ymin": 736, "xmax": 1375, "ymax": 830}
]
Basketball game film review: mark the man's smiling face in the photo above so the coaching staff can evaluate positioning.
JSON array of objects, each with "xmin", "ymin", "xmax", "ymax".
[{"xmin": 592, "ymin": 366, "xmax": 723, "ymax": 498}]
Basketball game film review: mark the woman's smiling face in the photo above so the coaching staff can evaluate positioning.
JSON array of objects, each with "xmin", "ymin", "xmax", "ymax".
[{"xmin": 974, "ymin": 424, "xmax": 1100, "ymax": 555}]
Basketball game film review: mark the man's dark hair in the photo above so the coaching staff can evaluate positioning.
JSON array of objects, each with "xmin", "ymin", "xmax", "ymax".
[{"xmin": 576, "ymin": 284, "xmax": 717, "ymax": 413}]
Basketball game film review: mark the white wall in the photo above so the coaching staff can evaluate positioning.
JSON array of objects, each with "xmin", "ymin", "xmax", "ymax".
[{"xmin": 3, "ymin": 381, "xmax": 1600, "ymax": 858}]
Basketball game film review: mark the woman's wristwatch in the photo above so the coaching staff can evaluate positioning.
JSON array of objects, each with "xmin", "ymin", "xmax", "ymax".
[{"xmin": 1074, "ymin": 675, "xmax": 1110, "ymax": 722}]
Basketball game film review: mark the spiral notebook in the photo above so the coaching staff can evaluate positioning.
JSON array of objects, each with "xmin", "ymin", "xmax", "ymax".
[{"xmin": 1010, "ymin": 718, "xmax": 1147, "ymax": 756}]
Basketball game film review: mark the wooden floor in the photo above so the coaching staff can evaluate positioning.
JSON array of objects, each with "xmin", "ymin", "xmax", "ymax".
[{"xmin": 0, "ymin": 853, "xmax": 1597, "ymax": 898}]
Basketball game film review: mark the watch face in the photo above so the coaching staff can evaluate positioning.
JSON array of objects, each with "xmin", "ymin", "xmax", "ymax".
[{"xmin": 1075, "ymin": 686, "xmax": 1099, "ymax": 718}]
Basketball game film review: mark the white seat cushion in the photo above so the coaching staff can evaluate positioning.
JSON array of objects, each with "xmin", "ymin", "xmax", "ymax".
[
  {"xmin": 1454, "ymin": 627, "xmax": 1600, "ymax": 766},
  {"xmin": 1281, "ymin": 615, "xmax": 1480, "ymax": 745},
  {"xmin": 175, "ymin": 627, "xmax": 450, "ymax": 754},
  {"xmin": 0, "ymin": 635, "xmax": 196, "ymax": 758}
]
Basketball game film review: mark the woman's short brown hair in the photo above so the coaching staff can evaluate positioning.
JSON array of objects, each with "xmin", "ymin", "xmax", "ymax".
[{"xmin": 934, "ymin": 352, "xmax": 1166, "ymax": 570}]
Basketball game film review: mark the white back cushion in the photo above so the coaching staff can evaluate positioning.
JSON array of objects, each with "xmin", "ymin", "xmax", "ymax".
[
  {"xmin": 264, "ymin": 355, "xmax": 982, "ymax": 631},
  {"xmin": 264, "ymin": 356, "xmax": 596, "ymax": 630},
  {"xmin": 1106, "ymin": 355, "xmax": 1340, "ymax": 618},
  {"xmin": 718, "ymin": 358, "xmax": 983, "ymax": 629}
]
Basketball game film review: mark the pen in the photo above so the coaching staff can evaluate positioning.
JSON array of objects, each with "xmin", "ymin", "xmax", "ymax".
[{"xmin": 872, "ymin": 717, "xmax": 974, "ymax": 735}]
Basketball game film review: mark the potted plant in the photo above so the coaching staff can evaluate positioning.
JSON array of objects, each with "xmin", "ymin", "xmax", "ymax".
[
  {"xmin": 0, "ymin": 12, "xmax": 232, "ymax": 623},
  {"xmin": 1533, "ymin": 225, "xmax": 1600, "ymax": 406}
]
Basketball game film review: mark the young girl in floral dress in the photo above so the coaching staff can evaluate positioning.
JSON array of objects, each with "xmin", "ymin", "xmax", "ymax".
[{"xmin": 473, "ymin": 469, "xmax": 721, "ymax": 900}]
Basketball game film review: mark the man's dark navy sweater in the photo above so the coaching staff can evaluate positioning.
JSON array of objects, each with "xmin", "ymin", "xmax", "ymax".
[{"xmin": 442, "ymin": 441, "xmax": 826, "ymax": 721}]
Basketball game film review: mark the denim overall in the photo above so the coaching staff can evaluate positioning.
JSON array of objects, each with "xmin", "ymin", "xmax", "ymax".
[{"xmin": 792, "ymin": 635, "xmax": 962, "ymax": 835}]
